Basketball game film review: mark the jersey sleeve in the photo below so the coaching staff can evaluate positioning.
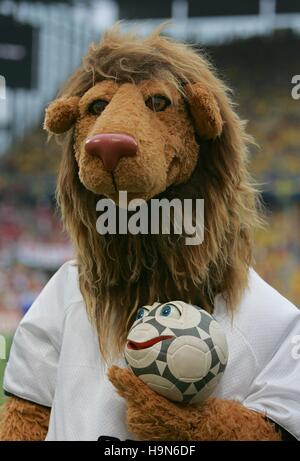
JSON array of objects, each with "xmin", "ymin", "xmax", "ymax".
[
  {"xmin": 3, "ymin": 261, "xmax": 74, "ymax": 407},
  {"xmin": 241, "ymin": 275, "xmax": 300, "ymax": 440}
]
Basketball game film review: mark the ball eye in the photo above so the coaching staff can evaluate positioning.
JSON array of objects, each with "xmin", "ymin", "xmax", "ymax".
[
  {"xmin": 135, "ymin": 307, "xmax": 148, "ymax": 321},
  {"xmin": 159, "ymin": 303, "xmax": 181, "ymax": 319},
  {"xmin": 145, "ymin": 95, "xmax": 171, "ymax": 112},
  {"xmin": 88, "ymin": 99, "xmax": 108, "ymax": 116}
]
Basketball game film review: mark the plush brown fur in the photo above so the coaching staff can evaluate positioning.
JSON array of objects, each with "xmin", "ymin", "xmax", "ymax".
[
  {"xmin": 0, "ymin": 396, "xmax": 50, "ymax": 441},
  {"xmin": 1, "ymin": 26, "xmax": 277, "ymax": 441},
  {"xmin": 108, "ymin": 366, "xmax": 281, "ymax": 441}
]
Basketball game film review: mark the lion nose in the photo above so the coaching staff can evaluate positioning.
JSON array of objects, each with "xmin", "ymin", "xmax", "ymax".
[{"xmin": 85, "ymin": 133, "xmax": 138, "ymax": 172}]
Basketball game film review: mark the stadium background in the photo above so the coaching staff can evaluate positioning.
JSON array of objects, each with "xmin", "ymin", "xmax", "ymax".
[{"xmin": 0, "ymin": 0, "xmax": 300, "ymax": 404}]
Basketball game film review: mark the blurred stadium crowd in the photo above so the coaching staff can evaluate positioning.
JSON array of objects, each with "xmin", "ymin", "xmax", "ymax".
[
  {"xmin": 0, "ymin": 30, "xmax": 299, "ymax": 333},
  {"xmin": 208, "ymin": 31, "xmax": 300, "ymax": 306}
]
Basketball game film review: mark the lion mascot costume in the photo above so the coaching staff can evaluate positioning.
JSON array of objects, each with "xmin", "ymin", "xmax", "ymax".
[{"xmin": 0, "ymin": 26, "xmax": 299, "ymax": 441}]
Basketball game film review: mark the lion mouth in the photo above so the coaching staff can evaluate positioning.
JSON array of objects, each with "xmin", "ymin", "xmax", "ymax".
[{"xmin": 126, "ymin": 335, "xmax": 174, "ymax": 350}]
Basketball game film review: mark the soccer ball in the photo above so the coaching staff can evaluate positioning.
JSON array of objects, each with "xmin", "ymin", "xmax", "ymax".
[{"xmin": 125, "ymin": 301, "xmax": 228, "ymax": 404}]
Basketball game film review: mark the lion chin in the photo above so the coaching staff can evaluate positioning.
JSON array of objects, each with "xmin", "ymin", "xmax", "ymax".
[{"xmin": 78, "ymin": 164, "xmax": 169, "ymax": 204}]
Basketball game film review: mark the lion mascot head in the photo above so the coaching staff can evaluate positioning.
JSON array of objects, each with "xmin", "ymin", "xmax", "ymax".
[{"xmin": 44, "ymin": 26, "xmax": 261, "ymax": 361}]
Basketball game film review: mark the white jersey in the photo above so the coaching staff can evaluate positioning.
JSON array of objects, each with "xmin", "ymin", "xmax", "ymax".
[{"xmin": 3, "ymin": 260, "xmax": 300, "ymax": 441}]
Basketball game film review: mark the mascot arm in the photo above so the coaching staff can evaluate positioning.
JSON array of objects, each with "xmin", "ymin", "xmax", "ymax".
[
  {"xmin": 108, "ymin": 366, "xmax": 281, "ymax": 441},
  {"xmin": 0, "ymin": 396, "xmax": 50, "ymax": 441}
]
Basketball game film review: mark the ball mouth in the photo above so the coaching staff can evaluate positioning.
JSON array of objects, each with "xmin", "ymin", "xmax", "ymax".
[{"xmin": 126, "ymin": 335, "xmax": 174, "ymax": 350}]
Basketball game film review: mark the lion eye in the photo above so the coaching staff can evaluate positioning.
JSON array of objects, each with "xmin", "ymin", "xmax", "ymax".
[
  {"xmin": 88, "ymin": 99, "xmax": 108, "ymax": 115},
  {"xmin": 145, "ymin": 95, "xmax": 171, "ymax": 112}
]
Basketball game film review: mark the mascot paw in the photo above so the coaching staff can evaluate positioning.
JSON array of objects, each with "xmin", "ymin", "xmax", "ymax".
[
  {"xmin": 108, "ymin": 365, "xmax": 195, "ymax": 440},
  {"xmin": 107, "ymin": 367, "xmax": 281, "ymax": 441}
]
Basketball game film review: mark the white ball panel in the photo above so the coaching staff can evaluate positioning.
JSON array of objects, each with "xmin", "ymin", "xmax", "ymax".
[
  {"xmin": 167, "ymin": 336, "xmax": 212, "ymax": 382},
  {"xmin": 209, "ymin": 320, "xmax": 228, "ymax": 365},
  {"xmin": 127, "ymin": 322, "xmax": 159, "ymax": 342},
  {"xmin": 125, "ymin": 342, "xmax": 161, "ymax": 369},
  {"xmin": 180, "ymin": 303, "xmax": 202, "ymax": 329},
  {"xmin": 139, "ymin": 374, "xmax": 183, "ymax": 402}
]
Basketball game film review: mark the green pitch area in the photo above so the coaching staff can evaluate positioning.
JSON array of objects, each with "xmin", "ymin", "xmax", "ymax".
[{"xmin": 0, "ymin": 336, "xmax": 12, "ymax": 406}]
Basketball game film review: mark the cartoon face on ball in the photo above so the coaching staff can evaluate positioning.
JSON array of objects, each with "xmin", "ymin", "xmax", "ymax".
[{"xmin": 125, "ymin": 301, "xmax": 228, "ymax": 403}]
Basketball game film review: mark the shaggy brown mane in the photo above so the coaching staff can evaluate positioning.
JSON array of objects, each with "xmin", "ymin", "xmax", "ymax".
[{"xmin": 54, "ymin": 25, "xmax": 262, "ymax": 362}]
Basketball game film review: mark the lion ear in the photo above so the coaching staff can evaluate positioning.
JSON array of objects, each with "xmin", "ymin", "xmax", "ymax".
[
  {"xmin": 44, "ymin": 96, "xmax": 80, "ymax": 134},
  {"xmin": 185, "ymin": 83, "xmax": 223, "ymax": 140}
]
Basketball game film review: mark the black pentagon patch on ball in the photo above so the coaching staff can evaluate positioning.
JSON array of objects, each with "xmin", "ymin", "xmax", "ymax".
[
  {"xmin": 142, "ymin": 316, "xmax": 171, "ymax": 335},
  {"xmin": 170, "ymin": 326, "xmax": 199, "ymax": 337},
  {"xmin": 130, "ymin": 360, "xmax": 160, "ymax": 378},
  {"xmin": 161, "ymin": 364, "xmax": 191, "ymax": 394},
  {"xmin": 209, "ymin": 344, "xmax": 221, "ymax": 368},
  {"xmin": 199, "ymin": 312, "xmax": 213, "ymax": 329}
]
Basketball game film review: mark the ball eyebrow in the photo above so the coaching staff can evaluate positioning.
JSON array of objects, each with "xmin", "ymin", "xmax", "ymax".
[{"xmin": 168, "ymin": 303, "xmax": 183, "ymax": 314}]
